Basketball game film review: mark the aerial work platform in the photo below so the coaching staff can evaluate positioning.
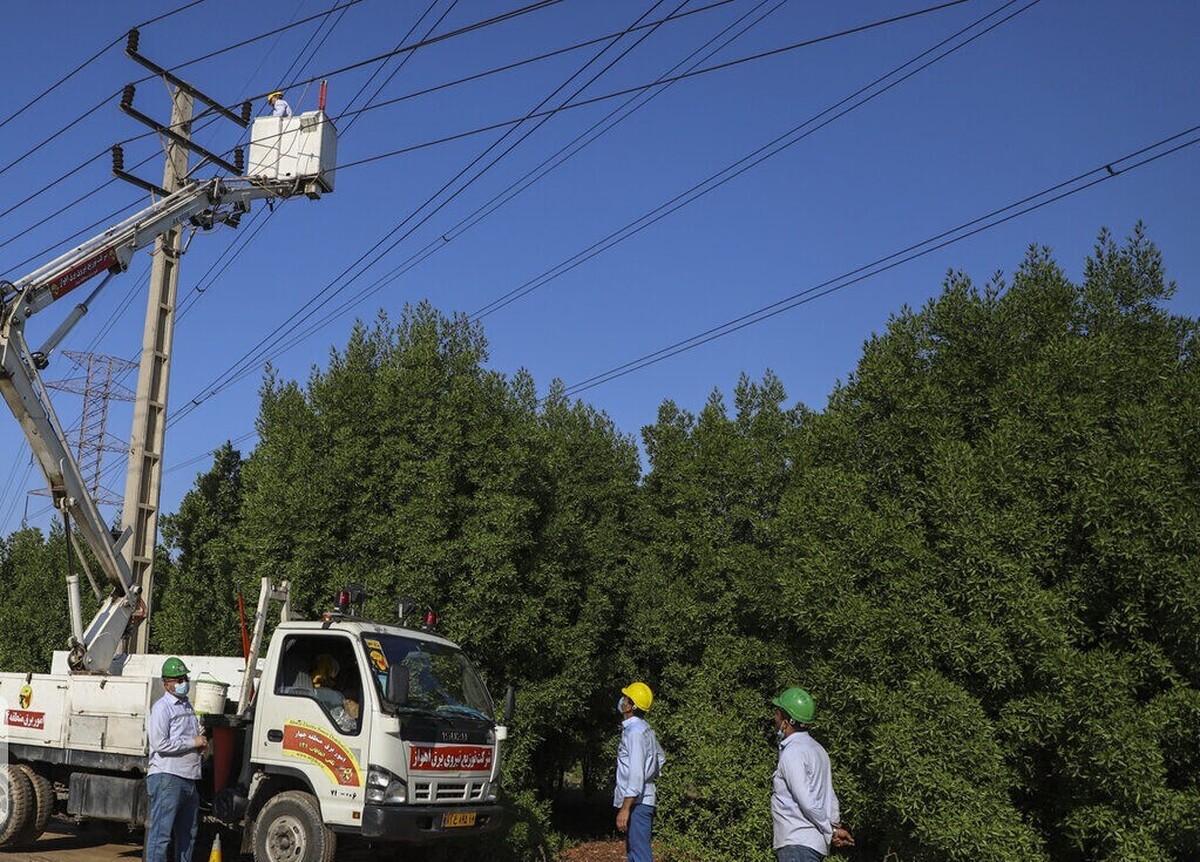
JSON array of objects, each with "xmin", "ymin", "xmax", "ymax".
[{"xmin": 248, "ymin": 110, "xmax": 338, "ymax": 196}]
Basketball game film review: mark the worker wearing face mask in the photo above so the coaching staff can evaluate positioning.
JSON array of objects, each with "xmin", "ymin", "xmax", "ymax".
[
  {"xmin": 145, "ymin": 657, "xmax": 207, "ymax": 862},
  {"xmin": 770, "ymin": 687, "xmax": 854, "ymax": 862},
  {"xmin": 614, "ymin": 681, "xmax": 666, "ymax": 862}
]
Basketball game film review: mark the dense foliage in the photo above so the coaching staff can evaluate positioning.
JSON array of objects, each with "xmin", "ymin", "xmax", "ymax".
[{"xmin": 3, "ymin": 228, "xmax": 1196, "ymax": 860}]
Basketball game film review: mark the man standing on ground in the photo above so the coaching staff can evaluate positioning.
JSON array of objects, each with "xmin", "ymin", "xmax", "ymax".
[
  {"xmin": 145, "ymin": 657, "xmax": 206, "ymax": 862},
  {"xmin": 771, "ymin": 687, "xmax": 854, "ymax": 862},
  {"xmin": 614, "ymin": 681, "xmax": 665, "ymax": 862}
]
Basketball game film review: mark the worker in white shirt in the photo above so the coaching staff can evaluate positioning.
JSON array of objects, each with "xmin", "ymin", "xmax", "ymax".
[
  {"xmin": 145, "ymin": 657, "xmax": 207, "ymax": 862},
  {"xmin": 614, "ymin": 681, "xmax": 665, "ymax": 862},
  {"xmin": 267, "ymin": 90, "xmax": 292, "ymax": 117},
  {"xmin": 770, "ymin": 687, "xmax": 854, "ymax": 862}
]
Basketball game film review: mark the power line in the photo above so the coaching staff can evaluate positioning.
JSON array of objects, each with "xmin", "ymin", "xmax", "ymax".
[
  {"xmin": 336, "ymin": 0, "xmax": 978, "ymax": 171},
  {"xmin": 338, "ymin": 0, "xmax": 455, "ymax": 131},
  {"xmin": 170, "ymin": 0, "xmax": 685, "ymax": 425},
  {"xmin": 0, "ymin": 1, "xmax": 365, "ymax": 183},
  {"xmin": 472, "ymin": 0, "xmax": 1035, "ymax": 321},
  {"xmin": 259, "ymin": 0, "xmax": 569, "ymax": 101},
  {"xmin": 226, "ymin": 0, "xmax": 1012, "ymax": 384},
  {"xmin": 167, "ymin": 0, "xmax": 998, "ymax": 421},
  {"xmin": 560, "ymin": 124, "xmax": 1200, "ymax": 398},
  {"xmin": 330, "ymin": 0, "xmax": 742, "ymax": 116},
  {"xmin": 0, "ymin": 0, "xmax": 675, "ymax": 227},
  {"xmin": 0, "ymin": 0, "xmax": 212, "ymax": 132},
  {"xmin": 308, "ymin": 0, "xmax": 790, "ymax": 332}
]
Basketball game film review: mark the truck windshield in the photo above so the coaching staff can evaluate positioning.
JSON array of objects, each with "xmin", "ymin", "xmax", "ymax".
[{"xmin": 361, "ymin": 633, "xmax": 494, "ymax": 721}]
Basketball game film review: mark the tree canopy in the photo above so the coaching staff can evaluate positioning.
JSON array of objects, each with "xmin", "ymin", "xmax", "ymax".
[{"xmin": 2, "ymin": 227, "xmax": 1196, "ymax": 860}]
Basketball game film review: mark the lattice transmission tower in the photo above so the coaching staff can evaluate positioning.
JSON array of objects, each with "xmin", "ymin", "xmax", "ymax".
[{"xmin": 45, "ymin": 350, "xmax": 138, "ymax": 508}]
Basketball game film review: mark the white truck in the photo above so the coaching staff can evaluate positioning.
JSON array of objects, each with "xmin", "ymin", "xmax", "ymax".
[{"xmin": 0, "ymin": 110, "xmax": 510, "ymax": 860}]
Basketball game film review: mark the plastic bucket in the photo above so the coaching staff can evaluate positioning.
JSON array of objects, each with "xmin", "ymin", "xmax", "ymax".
[{"xmin": 193, "ymin": 676, "xmax": 230, "ymax": 716}]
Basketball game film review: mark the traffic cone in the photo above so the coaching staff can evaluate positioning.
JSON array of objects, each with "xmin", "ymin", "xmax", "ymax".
[{"xmin": 208, "ymin": 832, "xmax": 223, "ymax": 862}]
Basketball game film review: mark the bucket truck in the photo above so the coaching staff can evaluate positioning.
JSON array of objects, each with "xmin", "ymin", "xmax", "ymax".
[{"xmin": 0, "ymin": 112, "xmax": 509, "ymax": 860}]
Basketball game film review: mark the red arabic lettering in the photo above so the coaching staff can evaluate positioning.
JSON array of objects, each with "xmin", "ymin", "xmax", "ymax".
[
  {"xmin": 281, "ymin": 722, "xmax": 360, "ymax": 786},
  {"xmin": 49, "ymin": 248, "xmax": 119, "ymax": 299},
  {"xmin": 409, "ymin": 745, "xmax": 493, "ymax": 772},
  {"xmin": 5, "ymin": 710, "xmax": 45, "ymax": 730}
]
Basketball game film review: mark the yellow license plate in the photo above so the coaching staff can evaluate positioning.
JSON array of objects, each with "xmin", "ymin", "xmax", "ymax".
[{"xmin": 443, "ymin": 811, "xmax": 477, "ymax": 828}]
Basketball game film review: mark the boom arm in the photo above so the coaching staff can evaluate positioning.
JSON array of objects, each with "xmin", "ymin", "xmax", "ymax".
[{"xmin": 0, "ymin": 176, "xmax": 309, "ymax": 672}]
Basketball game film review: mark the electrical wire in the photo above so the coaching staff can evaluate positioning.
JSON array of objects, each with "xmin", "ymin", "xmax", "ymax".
[
  {"xmin": 185, "ymin": 0, "xmax": 1005, "ymax": 395},
  {"xmin": 0, "ymin": 1, "xmax": 365, "ymax": 183},
  {"xmin": 170, "ymin": 0, "xmax": 683, "ymax": 425},
  {"xmin": 310, "ymin": 0, "xmax": 790, "ymax": 331},
  {"xmin": 332, "ymin": 0, "xmax": 741, "ymax": 115},
  {"xmin": 177, "ymin": 0, "xmax": 454, "ymax": 317},
  {"xmin": 338, "ymin": 0, "xmax": 454, "ymax": 131},
  {"xmin": 0, "ymin": 0, "xmax": 688, "ymax": 226},
  {"xmin": 254, "ymin": 0, "xmax": 569, "ymax": 101},
  {"xmin": 336, "ymin": 0, "xmax": 976, "ymax": 170},
  {"xmin": 472, "ymin": 0, "xmax": 1034, "ymax": 320},
  {"xmin": 560, "ymin": 123, "xmax": 1200, "ymax": 398},
  {"xmin": 0, "ymin": 0, "xmax": 212, "ymax": 133}
]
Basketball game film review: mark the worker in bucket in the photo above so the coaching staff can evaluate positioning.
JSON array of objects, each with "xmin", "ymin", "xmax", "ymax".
[
  {"xmin": 267, "ymin": 89, "xmax": 292, "ymax": 117},
  {"xmin": 614, "ymin": 681, "xmax": 665, "ymax": 862},
  {"xmin": 145, "ymin": 657, "xmax": 206, "ymax": 862},
  {"xmin": 770, "ymin": 687, "xmax": 854, "ymax": 861}
]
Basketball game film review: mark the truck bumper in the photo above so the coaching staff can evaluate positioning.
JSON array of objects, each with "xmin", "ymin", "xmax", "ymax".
[{"xmin": 360, "ymin": 803, "xmax": 504, "ymax": 842}]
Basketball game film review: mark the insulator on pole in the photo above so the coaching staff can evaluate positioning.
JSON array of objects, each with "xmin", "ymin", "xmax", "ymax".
[
  {"xmin": 234, "ymin": 147, "xmax": 244, "ymax": 175},
  {"xmin": 318, "ymin": 80, "xmax": 328, "ymax": 112},
  {"xmin": 126, "ymin": 28, "xmax": 140, "ymax": 53},
  {"xmin": 121, "ymin": 84, "xmax": 136, "ymax": 110},
  {"xmin": 241, "ymin": 101, "xmax": 252, "ymax": 124},
  {"xmin": 111, "ymin": 145, "xmax": 124, "ymax": 172}
]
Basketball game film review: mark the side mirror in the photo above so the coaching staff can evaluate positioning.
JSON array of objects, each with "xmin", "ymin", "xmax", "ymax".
[
  {"xmin": 385, "ymin": 666, "xmax": 409, "ymax": 707},
  {"xmin": 502, "ymin": 686, "xmax": 516, "ymax": 725}
]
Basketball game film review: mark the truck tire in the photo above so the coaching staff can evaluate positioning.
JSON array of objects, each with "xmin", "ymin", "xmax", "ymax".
[
  {"xmin": 252, "ymin": 791, "xmax": 336, "ymax": 862},
  {"xmin": 0, "ymin": 764, "xmax": 34, "ymax": 848},
  {"xmin": 13, "ymin": 765, "xmax": 53, "ymax": 846}
]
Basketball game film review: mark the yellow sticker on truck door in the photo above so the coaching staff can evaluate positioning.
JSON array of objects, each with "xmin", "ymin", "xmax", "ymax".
[{"xmin": 282, "ymin": 719, "xmax": 361, "ymax": 786}]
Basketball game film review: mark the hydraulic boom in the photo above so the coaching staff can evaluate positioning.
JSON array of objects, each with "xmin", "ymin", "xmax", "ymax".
[{"xmin": 0, "ymin": 173, "xmax": 323, "ymax": 673}]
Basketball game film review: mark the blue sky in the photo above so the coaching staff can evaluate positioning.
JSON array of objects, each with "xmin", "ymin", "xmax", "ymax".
[{"xmin": 0, "ymin": 0, "xmax": 1196, "ymax": 534}]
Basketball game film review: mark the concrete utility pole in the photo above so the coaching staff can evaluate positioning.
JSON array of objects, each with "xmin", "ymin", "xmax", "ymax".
[
  {"xmin": 121, "ymin": 86, "xmax": 192, "ymax": 653},
  {"xmin": 112, "ymin": 29, "xmax": 252, "ymax": 653}
]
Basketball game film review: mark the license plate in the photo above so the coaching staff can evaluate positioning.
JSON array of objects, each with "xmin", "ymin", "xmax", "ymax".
[{"xmin": 443, "ymin": 811, "xmax": 477, "ymax": 828}]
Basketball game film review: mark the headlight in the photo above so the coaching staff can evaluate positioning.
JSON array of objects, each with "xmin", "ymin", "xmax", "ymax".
[{"xmin": 366, "ymin": 765, "xmax": 407, "ymax": 805}]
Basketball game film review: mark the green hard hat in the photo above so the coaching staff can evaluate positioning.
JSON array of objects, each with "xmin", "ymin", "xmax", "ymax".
[
  {"xmin": 161, "ymin": 657, "xmax": 190, "ymax": 679},
  {"xmin": 772, "ymin": 687, "xmax": 816, "ymax": 723}
]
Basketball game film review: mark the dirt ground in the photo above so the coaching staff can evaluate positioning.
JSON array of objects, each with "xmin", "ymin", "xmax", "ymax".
[
  {"xmin": 5, "ymin": 821, "xmax": 141, "ymax": 862},
  {"xmin": 7, "ymin": 819, "xmax": 624, "ymax": 862}
]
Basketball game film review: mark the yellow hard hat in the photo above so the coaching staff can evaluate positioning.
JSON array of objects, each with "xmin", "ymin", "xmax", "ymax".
[
  {"xmin": 312, "ymin": 654, "xmax": 339, "ymax": 687},
  {"xmin": 622, "ymin": 681, "xmax": 654, "ymax": 712},
  {"xmin": 267, "ymin": 90, "xmax": 284, "ymax": 102}
]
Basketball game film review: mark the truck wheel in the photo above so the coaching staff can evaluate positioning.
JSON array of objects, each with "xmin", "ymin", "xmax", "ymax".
[
  {"xmin": 252, "ymin": 791, "xmax": 336, "ymax": 862},
  {"xmin": 13, "ymin": 765, "xmax": 53, "ymax": 846},
  {"xmin": 0, "ymin": 764, "xmax": 34, "ymax": 847}
]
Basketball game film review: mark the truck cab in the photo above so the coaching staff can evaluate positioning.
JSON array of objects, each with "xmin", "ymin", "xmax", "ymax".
[{"xmin": 247, "ymin": 616, "xmax": 506, "ymax": 849}]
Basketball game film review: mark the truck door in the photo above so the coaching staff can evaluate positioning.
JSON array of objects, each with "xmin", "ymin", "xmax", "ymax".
[{"xmin": 255, "ymin": 634, "xmax": 370, "ymax": 827}]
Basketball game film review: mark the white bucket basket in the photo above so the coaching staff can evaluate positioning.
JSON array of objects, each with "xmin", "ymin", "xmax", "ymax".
[{"xmin": 193, "ymin": 674, "xmax": 230, "ymax": 716}]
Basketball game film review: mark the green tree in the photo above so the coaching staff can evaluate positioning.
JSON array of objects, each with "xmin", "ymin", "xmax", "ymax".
[{"xmin": 152, "ymin": 442, "xmax": 247, "ymax": 656}]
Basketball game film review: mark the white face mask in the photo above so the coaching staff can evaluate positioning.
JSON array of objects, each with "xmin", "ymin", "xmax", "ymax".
[
  {"xmin": 617, "ymin": 696, "xmax": 627, "ymax": 715},
  {"xmin": 174, "ymin": 680, "xmax": 190, "ymax": 697}
]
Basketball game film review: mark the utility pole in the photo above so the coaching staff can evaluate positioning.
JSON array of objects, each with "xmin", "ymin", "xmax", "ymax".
[
  {"xmin": 120, "ymin": 85, "xmax": 190, "ymax": 652},
  {"xmin": 114, "ymin": 29, "xmax": 251, "ymax": 652}
]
